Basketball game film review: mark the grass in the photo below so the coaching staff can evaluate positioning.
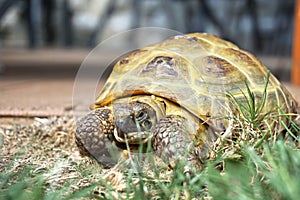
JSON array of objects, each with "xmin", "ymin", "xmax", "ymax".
[
  {"xmin": 1, "ymin": 138, "xmax": 299, "ymax": 199},
  {"xmin": 206, "ymin": 141, "xmax": 300, "ymax": 200},
  {"xmin": 0, "ymin": 73, "xmax": 299, "ymax": 199},
  {"xmin": 227, "ymin": 71, "xmax": 271, "ymax": 129}
]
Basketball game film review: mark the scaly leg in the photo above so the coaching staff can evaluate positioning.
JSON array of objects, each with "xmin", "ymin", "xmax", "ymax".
[
  {"xmin": 75, "ymin": 108, "xmax": 120, "ymax": 167},
  {"xmin": 152, "ymin": 115, "xmax": 214, "ymax": 171}
]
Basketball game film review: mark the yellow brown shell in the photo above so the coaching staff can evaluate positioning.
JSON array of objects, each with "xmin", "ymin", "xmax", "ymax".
[{"xmin": 93, "ymin": 33, "xmax": 297, "ymax": 132}]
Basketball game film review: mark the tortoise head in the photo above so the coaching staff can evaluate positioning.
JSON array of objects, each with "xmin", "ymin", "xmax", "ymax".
[{"xmin": 112, "ymin": 95, "xmax": 165, "ymax": 144}]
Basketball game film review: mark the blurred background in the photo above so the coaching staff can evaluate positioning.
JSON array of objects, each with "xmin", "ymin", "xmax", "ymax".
[
  {"xmin": 0, "ymin": 0, "xmax": 299, "ymax": 116},
  {"xmin": 0, "ymin": 0, "xmax": 295, "ymax": 51}
]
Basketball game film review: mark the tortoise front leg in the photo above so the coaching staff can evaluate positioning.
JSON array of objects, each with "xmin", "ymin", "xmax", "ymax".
[
  {"xmin": 152, "ymin": 115, "xmax": 212, "ymax": 171},
  {"xmin": 75, "ymin": 108, "xmax": 121, "ymax": 167}
]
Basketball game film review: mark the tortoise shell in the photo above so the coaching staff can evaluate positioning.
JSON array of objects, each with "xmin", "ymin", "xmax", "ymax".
[{"xmin": 92, "ymin": 33, "xmax": 297, "ymax": 131}]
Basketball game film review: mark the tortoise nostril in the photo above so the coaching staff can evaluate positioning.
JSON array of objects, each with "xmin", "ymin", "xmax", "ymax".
[{"xmin": 115, "ymin": 119, "xmax": 126, "ymax": 138}]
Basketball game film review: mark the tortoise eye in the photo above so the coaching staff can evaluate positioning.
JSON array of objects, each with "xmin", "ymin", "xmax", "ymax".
[{"xmin": 136, "ymin": 110, "xmax": 147, "ymax": 121}]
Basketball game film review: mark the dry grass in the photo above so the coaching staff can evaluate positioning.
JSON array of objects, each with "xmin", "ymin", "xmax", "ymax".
[{"xmin": 1, "ymin": 114, "xmax": 299, "ymax": 199}]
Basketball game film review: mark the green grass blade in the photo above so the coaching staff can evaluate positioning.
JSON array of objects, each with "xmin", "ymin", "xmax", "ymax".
[{"xmin": 255, "ymin": 71, "xmax": 270, "ymax": 118}]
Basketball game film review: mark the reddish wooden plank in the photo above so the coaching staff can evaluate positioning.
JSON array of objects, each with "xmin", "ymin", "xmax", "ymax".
[{"xmin": 292, "ymin": 0, "xmax": 300, "ymax": 84}]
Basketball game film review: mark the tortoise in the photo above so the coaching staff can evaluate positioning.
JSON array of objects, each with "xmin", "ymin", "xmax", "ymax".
[{"xmin": 75, "ymin": 33, "xmax": 298, "ymax": 169}]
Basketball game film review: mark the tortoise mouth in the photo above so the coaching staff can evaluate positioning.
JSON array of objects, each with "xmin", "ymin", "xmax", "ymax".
[{"xmin": 113, "ymin": 129, "xmax": 152, "ymax": 144}]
